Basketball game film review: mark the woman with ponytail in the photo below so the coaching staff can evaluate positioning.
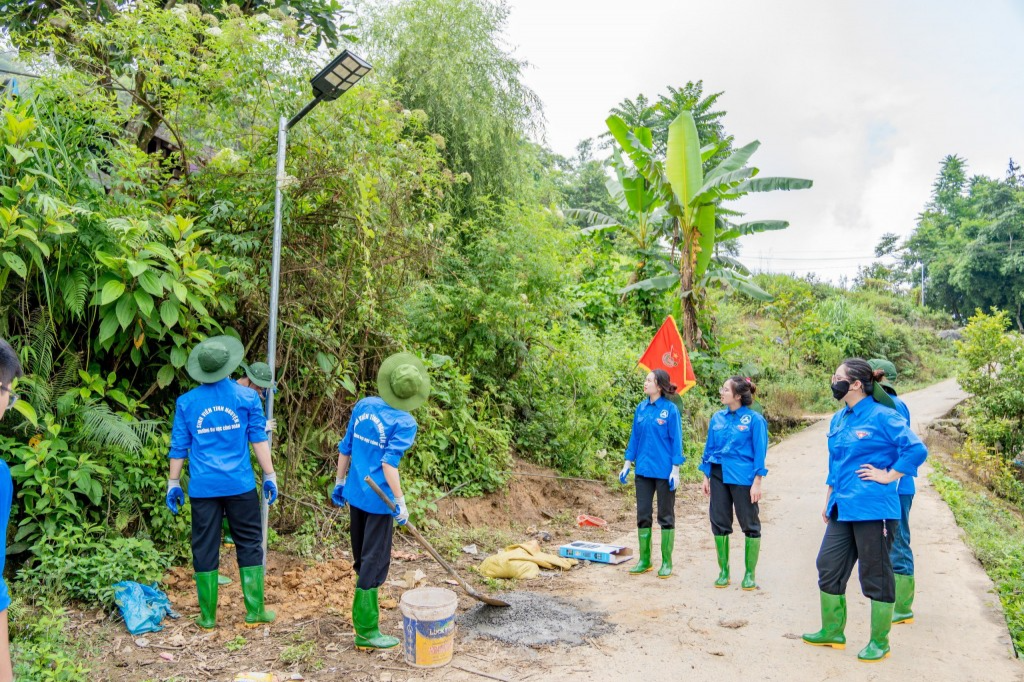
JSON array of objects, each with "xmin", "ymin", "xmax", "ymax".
[
  {"xmin": 619, "ymin": 369, "xmax": 684, "ymax": 578},
  {"xmin": 802, "ymin": 358, "xmax": 928, "ymax": 663},
  {"xmin": 699, "ymin": 376, "xmax": 769, "ymax": 590}
]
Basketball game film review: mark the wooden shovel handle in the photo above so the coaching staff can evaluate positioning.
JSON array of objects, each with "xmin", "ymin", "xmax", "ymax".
[{"xmin": 364, "ymin": 476, "xmax": 475, "ymax": 591}]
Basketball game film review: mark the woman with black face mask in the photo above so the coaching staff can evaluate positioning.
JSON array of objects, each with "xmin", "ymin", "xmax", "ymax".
[{"xmin": 802, "ymin": 358, "xmax": 927, "ymax": 663}]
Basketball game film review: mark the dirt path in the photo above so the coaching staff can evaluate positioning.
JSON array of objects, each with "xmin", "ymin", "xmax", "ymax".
[{"xmin": 428, "ymin": 379, "xmax": 1022, "ymax": 682}]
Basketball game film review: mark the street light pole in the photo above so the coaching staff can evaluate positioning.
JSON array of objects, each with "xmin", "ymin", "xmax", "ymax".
[{"xmin": 262, "ymin": 50, "xmax": 372, "ymax": 567}]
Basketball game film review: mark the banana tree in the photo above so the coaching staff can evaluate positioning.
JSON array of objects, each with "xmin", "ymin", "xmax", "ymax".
[
  {"xmin": 564, "ymin": 147, "xmax": 674, "ymax": 323},
  {"xmin": 606, "ymin": 111, "xmax": 812, "ymax": 348}
]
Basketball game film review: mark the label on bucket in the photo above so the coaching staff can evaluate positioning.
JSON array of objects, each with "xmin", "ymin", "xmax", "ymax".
[{"xmin": 403, "ymin": 614, "xmax": 455, "ymax": 668}]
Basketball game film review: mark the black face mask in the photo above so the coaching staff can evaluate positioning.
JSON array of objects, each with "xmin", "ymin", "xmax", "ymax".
[{"xmin": 831, "ymin": 380, "xmax": 851, "ymax": 401}]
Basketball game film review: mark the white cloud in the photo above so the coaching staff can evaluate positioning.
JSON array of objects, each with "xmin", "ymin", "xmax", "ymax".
[{"xmin": 503, "ymin": 0, "xmax": 1024, "ymax": 281}]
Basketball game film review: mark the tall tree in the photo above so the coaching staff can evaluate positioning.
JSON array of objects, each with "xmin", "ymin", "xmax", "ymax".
[
  {"xmin": 361, "ymin": 0, "xmax": 541, "ymax": 216},
  {"xmin": 605, "ymin": 111, "xmax": 811, "ymax": 347},
  {"xmin": 0, "ymin": 0, "xmax": 354, "ymax": 49}
]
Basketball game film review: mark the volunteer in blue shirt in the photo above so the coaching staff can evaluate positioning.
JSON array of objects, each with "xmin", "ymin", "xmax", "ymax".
[
  {"xmin": 0, "ymin": 338, "xmax": 23, "ymax": 682},
  {"xmin": 218, "ymin": 362, "xmax": 278, "ymax": 554},
  {"xmin": 700, "ymin": 376, "xmax": 768, "ymax": 590},
  {"xmin": 619, "ymin": 369, "xmax": 684, "ymax": 579},
  {"xmin": 869, "ymin": 358, "xmax": 918, "ymax": 626},
  {"xmin": 803, "ymin": 358, "xmax": 928, "ymax": 663},
  {"xmin": 331, "ymin": 352, "xmax": 430, "ymax": 651},
  {"xmin": 166, "ymin": 336, "xmax": 278, "ymax": 630}
]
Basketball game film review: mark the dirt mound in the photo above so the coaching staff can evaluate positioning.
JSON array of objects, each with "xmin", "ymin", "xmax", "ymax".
[
  {"xmin": 435, "ymin": 459, "xmax": 627, "ymax": 530},
  {"xmin": 164, "ymin": 550, "xmax": 356, "ymax": 635}
]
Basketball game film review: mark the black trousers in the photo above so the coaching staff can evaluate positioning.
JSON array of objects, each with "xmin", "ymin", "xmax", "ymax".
[
  {"xmin": 709, "ymin": 464, "xmax": 761, "ymax": 538},
  {"xmin": 816, "ymin": 506, "xmax": 897, "ymax": 602},
  {"xmin": 350, "ymin": 504, "xmax": 395, "ymax": 589},
  {"xmin": 635, "ymin": 474, "xmax": 675, "ymax": 529},
  {"xmin": 192, "ymin": 489, "xmax": 263, "ymax": 573}
]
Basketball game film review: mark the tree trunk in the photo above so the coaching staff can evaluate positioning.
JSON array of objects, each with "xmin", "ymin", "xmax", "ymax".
[{"xmin": 679, "ymin": 223, "xmax": 701, "ymax": 349}]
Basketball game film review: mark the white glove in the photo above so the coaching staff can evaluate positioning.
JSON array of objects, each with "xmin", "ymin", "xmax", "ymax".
[
  {"xmin": 669, "ymin": 465, "xmax": 680, "ymax": 492},
  {"xmin": 393, "ymin": 496, "xmax": 409, "ymax": 526},
  {"xmin": 619, "ymin": 461, "xmax": 632, "ymax": 485}
]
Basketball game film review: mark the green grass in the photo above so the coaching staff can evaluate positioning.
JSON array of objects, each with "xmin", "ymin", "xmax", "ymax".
[{"xmin": 930, "ymin": 462, "xmax": 1024, "ymax": 654}]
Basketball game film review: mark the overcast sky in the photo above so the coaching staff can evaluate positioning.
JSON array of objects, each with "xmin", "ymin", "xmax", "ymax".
[{"xmin": 502, "ymin": 0, "xmax": 1024, "ymax": 281}]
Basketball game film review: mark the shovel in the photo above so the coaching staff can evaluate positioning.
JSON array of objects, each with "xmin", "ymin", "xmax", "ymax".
[{"xmin": 365, "ymin": 476, "xmax": 510, "ymax": 607}]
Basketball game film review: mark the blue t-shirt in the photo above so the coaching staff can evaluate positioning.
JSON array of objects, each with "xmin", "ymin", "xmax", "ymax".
[
  {"xmin": 625, "ymin": 397, "xmax": 684, "ymax": 480},
  {"xmin": 825, "ymin": 397, "xmax": 928, "ymax": 522},
  {"xmin": 168, "ymin": 378, "xmax": 269, "ymax": 498},
  {"xmin": 0, "ymin": 460, "xmax": 12, "ymax": 612},
  {"xmin": 699, "ymin": 406, "xmax": 769, "ymax": 485},
  {"xmin": 339, "ymin": 397, "xmax": 418, "ymax": 515},
  {"xmin": 885, "ymin": 395, "xmax": 919, "ymax": 495}
]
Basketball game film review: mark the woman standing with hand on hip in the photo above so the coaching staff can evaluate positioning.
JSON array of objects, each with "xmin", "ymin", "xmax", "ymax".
[
  {"xmin": 699, "ymin": 377, "xmax": 768, "ymax": 590},
  {"xmin": 619, "ymin": 369, "xmax": 684, "ymax": 578},
  {"xmin": 802, "ymin": 358, "xmax": 928, "ymax": 663}
]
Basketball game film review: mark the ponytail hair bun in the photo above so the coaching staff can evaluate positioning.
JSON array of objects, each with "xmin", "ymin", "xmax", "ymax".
[
  {"xmin": 651, "ymin": 369, "xmax": 678, "ymax": 396},
  {"xmin": 729, "ymin": 375, "xmax": 756, "ymax": 407}
]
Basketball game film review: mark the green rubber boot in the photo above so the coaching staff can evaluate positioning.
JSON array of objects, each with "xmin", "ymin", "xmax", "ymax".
[
  {"xmin": 194, "ymin": 571, "xmax": 218, "ymax": 630},
  {"xmin": 741, "ymin": 536, "xmax": 760, "ymax": 590},
  {"xmin": 222, "ymin": 517, "xmax": 234, "ymax": 546},
  {"xmin": 802, "ymin": 591, "xmax": 847, "ymax": 650},
  {"xmin": 858, "ymin": 600, "xmax": 893, "ymax": 662},
  {"xmin": 893, "ymin": 574, "xmax": 915, "ymax": 624},
  {"xmin": 239, "ymin": 565, "xmax": 276, "ymax": 627},
  {"xmin": 352, "ymin": 588, "xmax": 400, "ymax": 650},
  {"xmin": 714, "ymin": 535, "xmax": 730, "ymax": 588},
  {"xmin": 217, "ymin": 574, "xmax": 232, "ymax": 586},
  {"xmin": 629, "ymin": 528, "xmax": 653, "ymax": 575},
  {"xmin": 658, "ymin": 529, "xmax": 675, "ymax": 578}
]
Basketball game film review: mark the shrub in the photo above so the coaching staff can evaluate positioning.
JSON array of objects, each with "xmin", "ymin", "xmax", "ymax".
[{"xmin": 20, "ymin": 527, "xmax": 169, "ymax": 606}]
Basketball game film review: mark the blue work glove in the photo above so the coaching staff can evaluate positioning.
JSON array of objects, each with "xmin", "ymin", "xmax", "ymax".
[
  {"xmin": 166, "ymin": 479, "xmax": 185, "ymax": 514},
  {"xmin": 618, "ymin": 461, "xmax": 632, "ymax": 485},
  {"xmin": 331, "ymin": 478, "xmax": 347, "ymax": 507},
  {"xmin": 669, "ymin": 465, "xmax": 680, "ymax": 492},
  {"xmin": 263, "ymin": 471, "xmax": 278, "ymax": 506},
  {"xmin": 393, "ymin": 496, "xmax": 409, "ymax": 526}
]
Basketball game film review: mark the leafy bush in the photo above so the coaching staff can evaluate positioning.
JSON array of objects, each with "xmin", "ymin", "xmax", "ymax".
[
  {"xmin": 20, "ymin": 527, "xmax": 169, "ymax": 606},
  {"xmin": 957, "ymin": 309, "xmax": 1024, "ymax": 458},
  {"xmin": 10, "ymin": 599, "xmax": 91, "ymax": 681},
  {"xmin": 404, "ymin": 355, "xmax": 512, "ymax": 495}
]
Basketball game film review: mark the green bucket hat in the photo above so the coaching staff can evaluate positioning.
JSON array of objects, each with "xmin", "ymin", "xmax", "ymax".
[
  {"xmin": 241, "ymin": 361, "xmax": 274, "ymax": 389},
  {"xmin": 871, "ymin": 381, "xmax": 896, "ymax": 410},
  {"xmin": 868, "ymin": 358, "xmax": 897, "ymax": 388},
  {"xmin": 377, "ymin": 352, "xmax": 430, "ymax": 412},
  {"xmin": 187, "ymin": 335, "xmax": 244, "ymax": 384}
]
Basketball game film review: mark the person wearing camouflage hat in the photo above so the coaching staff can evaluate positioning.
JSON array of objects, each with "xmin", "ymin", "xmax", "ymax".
[{"xmin": 869, "ymin": 358, "xmax": 919, "ymax": 627}]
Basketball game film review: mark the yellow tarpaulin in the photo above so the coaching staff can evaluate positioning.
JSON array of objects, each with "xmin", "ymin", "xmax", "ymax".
[{"xmin": 478, "ymin": 540, "xmax": 578, "ymax": 580}]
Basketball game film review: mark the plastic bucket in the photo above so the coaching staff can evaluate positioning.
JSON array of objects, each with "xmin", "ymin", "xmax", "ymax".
[{"xmin": 400, "ymin": 587, "xmax": 458, "ymax": 668}]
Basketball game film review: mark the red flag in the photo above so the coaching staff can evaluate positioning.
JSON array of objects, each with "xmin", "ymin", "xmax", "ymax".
[{"xmin": 638, "ymin": 316, "xmax": 697, "ymax": 396}]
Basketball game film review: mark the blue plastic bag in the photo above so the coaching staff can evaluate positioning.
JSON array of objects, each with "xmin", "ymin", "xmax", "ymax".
[{"xmin": 113, "ymin": 581, "xmax": 180, "ymax": 635}]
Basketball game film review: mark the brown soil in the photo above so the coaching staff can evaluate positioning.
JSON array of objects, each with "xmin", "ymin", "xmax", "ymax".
[
  {"xmin": 75, "ymin": 458, "xmax": 623, "ymax": 681},
  {"xmin": 436, "ymin": 458, "xmax": 630, "ymax": 530}
]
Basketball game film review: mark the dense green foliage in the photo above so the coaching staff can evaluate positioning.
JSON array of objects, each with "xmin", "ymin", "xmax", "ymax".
[
  {"xmin": 931, "ymin": 465, "xmax": 1024, "ymax": 654},
  {"xmin": 949, "ymin": 310, "xmax": 1024, "ymax": 505},
  {"xmin": 870, "ymin": 155, "xmax": 1024, "ymax": 329},
  {"xmin": 0, "ymin": 2, "xmax": 957, "ymax": 655}
]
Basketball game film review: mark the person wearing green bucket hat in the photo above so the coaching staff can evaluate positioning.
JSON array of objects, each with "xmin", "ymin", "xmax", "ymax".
[
  {"xmin": 330, "ymin": 352, "xmax": 429, "ymax": 651},
  {"xmin": 869, "ymin": 359, "xmax": 920, "ymax": 627},
  {"xmin": 218, "ymin": 362, "xmax": 280, "ymax": 567},
  {"xmin": 803, "ymin": 358, "xmax": 928, "ymax": 663},
  {"xmin": 166, "ymin": 336, "xmax": 279, "ymax": 630}
]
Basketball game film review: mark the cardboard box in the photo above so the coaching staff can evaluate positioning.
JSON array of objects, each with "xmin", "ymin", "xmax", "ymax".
[{"xmin": 558, "ymin": 541, "xmax": 634, "ymax": 564}]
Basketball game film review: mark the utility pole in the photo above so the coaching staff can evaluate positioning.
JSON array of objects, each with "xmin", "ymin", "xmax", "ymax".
[{"xmin": 920, "ymin": 261, "xmax": 925, "ymax": 306}]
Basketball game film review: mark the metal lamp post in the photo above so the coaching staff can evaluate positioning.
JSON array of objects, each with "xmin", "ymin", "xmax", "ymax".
[{"xmin": 263, "ymin": 50, "xmax": 372, "ymax": 564}]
